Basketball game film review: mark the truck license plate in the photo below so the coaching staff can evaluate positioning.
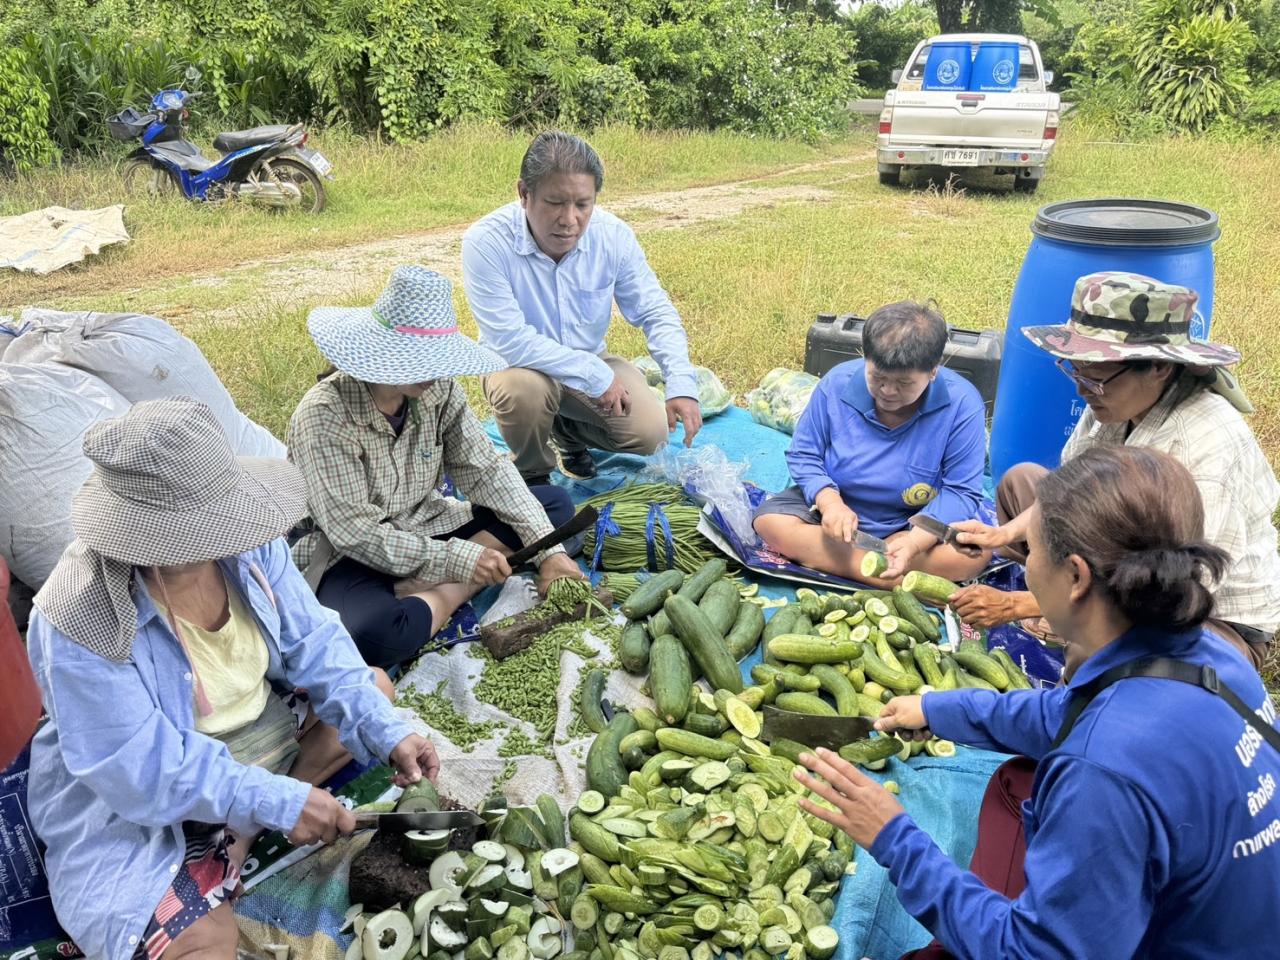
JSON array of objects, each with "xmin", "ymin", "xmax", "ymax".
[
  {"xmin": 304, "ymin": 149, "xmax": 333, "ymax": 177},
  {"xmin": 942, "ymin": 149, "xmax": 980, "ymax": 166}
]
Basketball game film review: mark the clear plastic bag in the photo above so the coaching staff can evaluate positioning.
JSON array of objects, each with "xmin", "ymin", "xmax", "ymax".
[
  {"xmin": 631, "ymin": 356, "xmax": 734, "ymax": 417},
  {"xmin": 744, "ymin": 367, "xmax": 819, "ymax": 434},
  {"xmin": 641, "ymin": 444, "xmax": 757, "ymax": 545}
]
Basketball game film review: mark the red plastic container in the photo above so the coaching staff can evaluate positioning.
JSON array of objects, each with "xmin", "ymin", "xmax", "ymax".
[{"xmin": 1, "ymin": 557, "xmax": 41, "ymax": 770}]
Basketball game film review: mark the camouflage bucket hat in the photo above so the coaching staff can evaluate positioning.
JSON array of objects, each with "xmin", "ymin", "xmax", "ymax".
[{"xmin": 1022, "ymin": 271, "xmax": 1240, "ymax": 367}]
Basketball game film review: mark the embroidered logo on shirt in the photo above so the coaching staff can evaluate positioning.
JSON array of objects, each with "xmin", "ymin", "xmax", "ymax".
[{"xmin": 901, "ymin": 483, "xmax": 938, "ymax": 507}]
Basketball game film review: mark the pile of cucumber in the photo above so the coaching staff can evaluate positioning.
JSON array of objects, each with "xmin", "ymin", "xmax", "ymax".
[
  {"xmin": 570, "ymin": 742, "xmax": 845, "ymax": 960},
  {"xmin": 615, "ymin": 559, "xmax": 765, "ymax": 708}
]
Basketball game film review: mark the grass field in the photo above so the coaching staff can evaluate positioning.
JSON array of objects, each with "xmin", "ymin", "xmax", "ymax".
[{"xmin": 5, "ymin": 119, "xmax": 1278, "ymax": 464}]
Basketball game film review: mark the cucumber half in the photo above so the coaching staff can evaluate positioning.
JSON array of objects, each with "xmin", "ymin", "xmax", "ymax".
[{"xmin": 363, "ymin": 909, "xmax": 415, "ymax": 960}]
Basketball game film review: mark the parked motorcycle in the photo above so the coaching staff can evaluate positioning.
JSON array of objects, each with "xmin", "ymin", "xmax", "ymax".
[{"xmin": 107, "ymin": 88, "xmax": 332, "ymax": 213}]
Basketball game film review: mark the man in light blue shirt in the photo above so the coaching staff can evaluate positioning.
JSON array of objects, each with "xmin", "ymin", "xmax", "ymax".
[{"xmin": 462, "ymin": 131, "xmax": 702, "ymax": 484}]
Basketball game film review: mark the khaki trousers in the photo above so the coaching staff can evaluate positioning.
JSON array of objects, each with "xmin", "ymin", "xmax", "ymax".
[
  {"xmin": 484, "ymin": 355, "xmax": 668, "ymax": 477},
  {"xmin": 996, "ymin": 461, "xmax": 1272, "ymax": 671}
]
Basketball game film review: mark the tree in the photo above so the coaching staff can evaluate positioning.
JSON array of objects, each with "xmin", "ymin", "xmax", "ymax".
[{"xmin": 932, "ymin": 0, "xmax": 1041, "ymax": 33}]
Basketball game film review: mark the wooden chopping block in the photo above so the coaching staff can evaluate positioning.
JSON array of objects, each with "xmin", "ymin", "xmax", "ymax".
[{"xmin": 480, "ymin": 586, "xmax": 614, "ymax": 660}]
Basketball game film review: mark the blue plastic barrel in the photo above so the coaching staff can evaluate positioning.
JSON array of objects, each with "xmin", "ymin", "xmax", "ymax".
[
  {"xmin": 923, "ymin": 43, "xmax": 973, "ymax": 91},
  {"xmin": 989, "ymin": 199, "xmax": 1220, "ymax": 485},
  {"xmin": 971, "ymin": 42, "xmax": 1020, "ymax": 92}
]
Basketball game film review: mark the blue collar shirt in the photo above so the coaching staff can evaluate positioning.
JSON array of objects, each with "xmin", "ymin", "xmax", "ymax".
[
  {"xmin": 24, "ymin": 539, "xmax": 414, "ymax": 960},
  {"xmin": 785, "ymin": 359, "xmax": 986, "ymax": 538},
  {"xmin": 461, "ymin": 201, "xmax": 698, "ymax": 401}
]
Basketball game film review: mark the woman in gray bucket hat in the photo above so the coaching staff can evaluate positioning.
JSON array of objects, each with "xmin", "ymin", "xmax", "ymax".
[
  {"xmin": 26, "ymin": 397, "xmax": 439, "ymax": 960},
  {"xmin": 947, "ymin": 271, "xmax": 1280, "ymax": 669}
]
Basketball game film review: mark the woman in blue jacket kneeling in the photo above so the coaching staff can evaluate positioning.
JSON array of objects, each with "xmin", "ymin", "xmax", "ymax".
[
  {"xmin": 754, "ymin": 301, "xmax": 990, "ymax": 585},
  {"xmin": 796, "ymin": 445, "xmax": 1280, "ymax": 959},
  {"xmin": 26, "ymin": 398, "xmax": 440, "ymax": 960}
]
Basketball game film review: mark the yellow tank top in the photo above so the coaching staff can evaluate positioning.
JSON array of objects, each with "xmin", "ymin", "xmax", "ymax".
[{"xmin": 161, "ymin": 573, "xmax": 272, "ymax": 736}]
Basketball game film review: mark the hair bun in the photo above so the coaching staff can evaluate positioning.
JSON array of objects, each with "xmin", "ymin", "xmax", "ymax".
[{"xmin": 1106, "ymin": 542, "xmax": 1228, "ymax": 629}]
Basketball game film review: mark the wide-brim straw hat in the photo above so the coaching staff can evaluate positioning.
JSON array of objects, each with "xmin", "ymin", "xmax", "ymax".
[
  {"xmin": 70, "ymin": 396, "xmax": 306, "ymax": 566},
  {"xmin": 308, "ymin": 265, "xmax": 507, "ymax": 385},
  {"xmin": 1023, "ymin": 270, "xmax": 1240, "ymax": 367}
]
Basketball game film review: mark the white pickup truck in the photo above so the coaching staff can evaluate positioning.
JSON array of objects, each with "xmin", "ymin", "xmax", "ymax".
[{"xmin": 877, "ymin": 33, "xmax": 1060, "ymax": 193}]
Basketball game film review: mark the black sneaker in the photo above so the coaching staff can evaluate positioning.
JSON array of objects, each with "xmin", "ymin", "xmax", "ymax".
[
  {"xmin": 521, "ymin": 472, "xmax": 552, "ymax": 488},
  {"xmin": 555, "ymin": 446, "xmax": 597, "ymax": 481}
]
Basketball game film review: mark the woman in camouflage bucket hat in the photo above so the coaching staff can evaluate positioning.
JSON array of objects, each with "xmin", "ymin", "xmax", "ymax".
[{"xmin": 947, "ymin": 271, "xmax": 1280, "ymax": 671}]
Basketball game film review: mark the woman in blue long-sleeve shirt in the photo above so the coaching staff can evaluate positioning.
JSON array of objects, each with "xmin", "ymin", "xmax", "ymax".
[
  {"xmin": 26, "ymin": 399, "xmax": 440, "ymax": 960},
  {"xmin": 795, "ymin": 445, "xmax": 1280, "ymax": 959},
  {"xmin": 753, "ymin": 301, "xmax": 990, "ymax": 585}
]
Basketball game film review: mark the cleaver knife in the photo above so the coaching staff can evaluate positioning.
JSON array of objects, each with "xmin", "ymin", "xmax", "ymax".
[
  {"xmin": 352, "ymin": 809, "xmax": 484, "ymax": 832},
  {"xmin": 505, "ymin": 505, "xmax": 599, "ymax": 570},
  {"xmin": 760, "ymin": 706, "xmax": 876, "ymax": 752}
]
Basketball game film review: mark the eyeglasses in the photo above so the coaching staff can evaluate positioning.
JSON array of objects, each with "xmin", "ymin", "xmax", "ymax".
[{"xmin": 1055, "ymin": 358, "xmax": 1131, "ymax": 396}]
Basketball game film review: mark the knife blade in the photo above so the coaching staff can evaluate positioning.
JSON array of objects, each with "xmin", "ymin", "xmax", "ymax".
[
  {"xmin": 907, "ymin": 513, "xmax": 982, "ymax": 558},
  {"xmin": 352, "ymin": 809, "xmax": 484, "ymax": 832},
  {"xmin": 808, "ymin": 503, "xmax": 888, "ymax": 553},
  {"xmin": 760, "ymin": 706, "xmax": 876, "ymax": 751},
  {"xmin": 505, "ymin": 505, "xmax": 599, "ymax": 570},
  {"xmin": 854, "ymin": 530, "xmax": 890, "ymax": 554}
]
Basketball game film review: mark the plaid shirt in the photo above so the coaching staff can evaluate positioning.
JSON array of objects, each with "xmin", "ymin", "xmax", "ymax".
[
  {"xmin": 1063, "ymin": 387, "xmax": 1280, "ymax": 632},
  {"xmin": 287, "ymin": 373, "xmax": 562, "ymax": 585}
]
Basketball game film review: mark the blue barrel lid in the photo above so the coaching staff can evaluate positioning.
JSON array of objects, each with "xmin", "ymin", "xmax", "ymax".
[{"xmin": 1032, "ymin": 198, "xmax": 1220, "ymax": 247}]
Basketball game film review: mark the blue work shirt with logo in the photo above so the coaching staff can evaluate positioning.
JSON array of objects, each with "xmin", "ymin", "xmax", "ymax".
[
  {"xmin": 785, "ymin": 359, "xmax": 986, "ymax": 538},
  {"xmin": 874, "ymin": 625, "xmax": 1280, "ymax": 959}
]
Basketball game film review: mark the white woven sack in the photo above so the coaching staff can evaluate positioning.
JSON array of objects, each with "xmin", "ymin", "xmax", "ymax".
[
  {"xmin": 10, "ymin": 308, "xmax": 284, "ymax": 458},
  {"xmin": 0, "ymin": 362, "xmax": 130, "ymax": 586}
]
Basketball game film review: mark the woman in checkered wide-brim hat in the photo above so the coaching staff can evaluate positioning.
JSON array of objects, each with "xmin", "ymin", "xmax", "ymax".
[
  {"xmin": 287, "ymin": 265, "xmax": 582, "ymax": 672},
  {"xmin": 27, "ymin": 397, "xmax": 435, "ymax": 960}
]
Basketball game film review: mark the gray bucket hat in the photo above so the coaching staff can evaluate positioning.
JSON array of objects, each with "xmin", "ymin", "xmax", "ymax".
[
  {"xmin": 70, "ymin": 396, "xmax": 306, "ymax": 565},
  {"xmin": 36, "ymin": 397, "xmax": 306, "ymax": 661}
]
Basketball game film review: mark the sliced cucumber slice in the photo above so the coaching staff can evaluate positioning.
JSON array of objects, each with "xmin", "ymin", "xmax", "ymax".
[
  {"xmin": 540, "ymin": 848, "xmax": 581, "ymax": 878},
  {"xmin": 362, "ymin": 909, "xmax": 414, "ymax": 960},
  {"xmin": 473, "ymin": 841, "xmax": 508, "ymax": 863}
]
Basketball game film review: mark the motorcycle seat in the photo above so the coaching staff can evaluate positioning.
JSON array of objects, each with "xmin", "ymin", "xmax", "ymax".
[
  {"xmin": 149, "ymin": 141, "xmax": 216, "ymax": 172},
  {"xmin": 213, "ymin": 124, "xmax": 295, "ymax": 153}
]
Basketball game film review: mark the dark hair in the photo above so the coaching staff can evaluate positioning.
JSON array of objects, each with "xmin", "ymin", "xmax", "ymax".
[
  {"xmin": 1036, "ymin": 446, "xmax": 1229, "ymax": 629},
  {"xmin": 317, "ymin": 364, "xmax": 338, "ymax": 383},
  {"xmin": 862, "ymin": 301, "xmax": 947, "ymax": 372},
  {"xmin": 519, "ymin": 131, "xmax": 604, "ymax": 195}
]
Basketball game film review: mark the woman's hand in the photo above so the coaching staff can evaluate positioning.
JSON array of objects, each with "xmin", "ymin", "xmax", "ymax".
[
  {"xmin": 880, "ymin": 537, "xmax": 919, "ymax": 583},
  {"xmin": 471, "ymin": 547, "xmax": 513, "ymax": 586},
  {"xmin": 950, "ymin": 519, "xmax": 1013, "ymax": 551},
  {"xmin": 288, "ymin": 786, "xmax": 356, "ymax": 846},
  {"xmin": 389, "ymin": 734, "xmax": 441, "ymax": 786},
  {"xmin": 537, "ymin": 553, "xmax": 586, "ymax": 597},
  {"xmin": 793, "ymin": 748, "xmax": 905, "ymax": 849},
  {"xmin": 950, "ymin": 584, "xmax": 1031, "ymax": 628},
  {"xmin": 875, "ymin": 696, "xmax": 931, "ymax": 741},
  {"xmin": 814, "ymin": 489, "xmax": 858, "ymax": 544}
]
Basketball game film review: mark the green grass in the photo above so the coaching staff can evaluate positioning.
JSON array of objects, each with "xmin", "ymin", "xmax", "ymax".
[
  {"xmin": 7, "ymin": 120, "xmax": 1279, "ymax": 458},
  {"xmin": 0, "ymin": 122, "xmax": 837, "ymax": 307}
]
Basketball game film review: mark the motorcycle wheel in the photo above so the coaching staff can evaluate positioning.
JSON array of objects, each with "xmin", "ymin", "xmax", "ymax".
[
  {"xmin": 121, "ymin": 157, "xmax": 179, "ymax": 199},
  {"xmin": 261, "ymin": 157, "xmax": 326, "ymax": 214}
]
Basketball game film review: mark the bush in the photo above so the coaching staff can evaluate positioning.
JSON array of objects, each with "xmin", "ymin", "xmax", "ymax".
[
  {"xmin": 1134, "ymin": 0, "xmax": 1253, "ymax": 131},
  {"xmin": 0, "ymin": 47, "xmax": 59, "ymax": 172},
  {"xmin": 0, "ymin": 0, "xmax": 862, "ymax": 167},
  {"xmin": 843, "ymin": 1, "xmax": 938, "ymax": 92}
]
